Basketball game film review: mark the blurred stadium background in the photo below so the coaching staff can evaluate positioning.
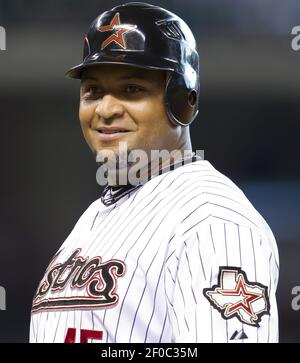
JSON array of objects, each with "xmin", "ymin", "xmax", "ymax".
[{"xmin": 0, "ymin": 0, "xmax": 299, "ymax": 342}]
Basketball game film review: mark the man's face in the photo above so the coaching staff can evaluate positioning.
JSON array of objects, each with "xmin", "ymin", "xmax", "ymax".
[{"xmin": 79, "ymin": 64, "xmax": 182, "ymax": 161}]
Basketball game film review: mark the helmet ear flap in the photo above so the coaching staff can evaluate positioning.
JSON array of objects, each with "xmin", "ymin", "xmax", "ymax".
[{"xmin": 165, "ymin": 72, "xmax": 199, "ymax": 126}]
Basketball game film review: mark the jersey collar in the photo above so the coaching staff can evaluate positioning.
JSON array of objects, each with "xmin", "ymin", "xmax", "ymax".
[{"xmin": 101, "ymin": 152, "xmax": 201, "ymax": 206}]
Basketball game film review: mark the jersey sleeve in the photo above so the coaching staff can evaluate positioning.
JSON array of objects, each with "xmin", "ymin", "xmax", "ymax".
[{"xmin": 165, "ymin": 220, "xmax": 279, "ymax": 343}]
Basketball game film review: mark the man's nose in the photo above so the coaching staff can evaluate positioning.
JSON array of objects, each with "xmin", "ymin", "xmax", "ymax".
[{"xmin": 95, "ymin": 94, "xmax": 125, "ymax": 120}]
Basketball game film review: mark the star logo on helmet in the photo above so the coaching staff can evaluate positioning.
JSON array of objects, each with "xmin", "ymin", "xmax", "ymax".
[
  {"xmin": 98, "ymin": 13, "xmax": 134, "ymax": 50},
  {"xmin": 203, "ymin": 267, "xmax": 270, "ymax": 327}
]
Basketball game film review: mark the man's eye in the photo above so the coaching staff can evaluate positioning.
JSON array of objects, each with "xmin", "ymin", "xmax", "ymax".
[
  {"xmin": 88, "ymin": 86, "xmax": 102, "ymax": 93},
  {"xmin": 124, "ymin": 85, "xmax": 144, "ymax": 94},
  {"xmin": 82, "ymin": 86, "xmax": 102, "ymax": 99}
]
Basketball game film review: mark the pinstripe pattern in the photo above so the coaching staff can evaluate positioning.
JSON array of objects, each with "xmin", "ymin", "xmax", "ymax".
[
  {"xmin": 30, "ymin": 159, "xmax": 279, "ymax": 343},
  {"xmin": 222, "ymin": 223, "xmax": 229, "ymax": 342}
]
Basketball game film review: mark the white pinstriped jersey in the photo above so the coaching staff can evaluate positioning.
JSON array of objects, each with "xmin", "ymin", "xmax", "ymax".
[{"xmin": 30, "ymin": 159, "xmax": 279, "ymax": 343}]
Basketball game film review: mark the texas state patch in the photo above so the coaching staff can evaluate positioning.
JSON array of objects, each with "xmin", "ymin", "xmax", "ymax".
[{"xmin": 203, "ymin": 266, "xmax": 270, "ymax": 327}]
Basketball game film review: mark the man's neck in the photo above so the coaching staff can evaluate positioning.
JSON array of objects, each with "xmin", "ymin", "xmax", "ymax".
[{"xmin": 107, "ymin": 149, "xmax": 195, "ymax": 187}]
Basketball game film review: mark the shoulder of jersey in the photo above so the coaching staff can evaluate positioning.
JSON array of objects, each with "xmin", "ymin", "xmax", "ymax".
[
  {"xmin": 153, "ymin": 159, "xmax": 246, "ymax": 200},
  {"xmin": 141, "ymin": 160, "xmax": 274, "ymax": 236}
]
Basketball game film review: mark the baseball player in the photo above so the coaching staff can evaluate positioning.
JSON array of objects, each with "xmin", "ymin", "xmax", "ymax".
[{"xmin": 30, "ymin": 2, "xmax": 279, "ymax": 343}]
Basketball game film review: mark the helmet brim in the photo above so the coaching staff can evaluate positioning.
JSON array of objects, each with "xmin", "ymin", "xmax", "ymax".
[{"xmin": 65, "ymin": 51, "xmax": 179, "ymax": 79}]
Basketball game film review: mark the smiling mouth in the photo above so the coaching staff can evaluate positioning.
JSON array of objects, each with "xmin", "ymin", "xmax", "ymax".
[
  {"xmin": 98, "ymin": 130, "xmax": 129, "ymax": 134},
  {"xmin": 94, "ymin": 129, "xmax": 133, "ymax": 141}
]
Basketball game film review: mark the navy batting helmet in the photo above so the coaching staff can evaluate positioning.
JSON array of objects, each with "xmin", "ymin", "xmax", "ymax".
[{"xmin": 66, "ymin": 2, "xmax": 200, "ymax": 126}]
